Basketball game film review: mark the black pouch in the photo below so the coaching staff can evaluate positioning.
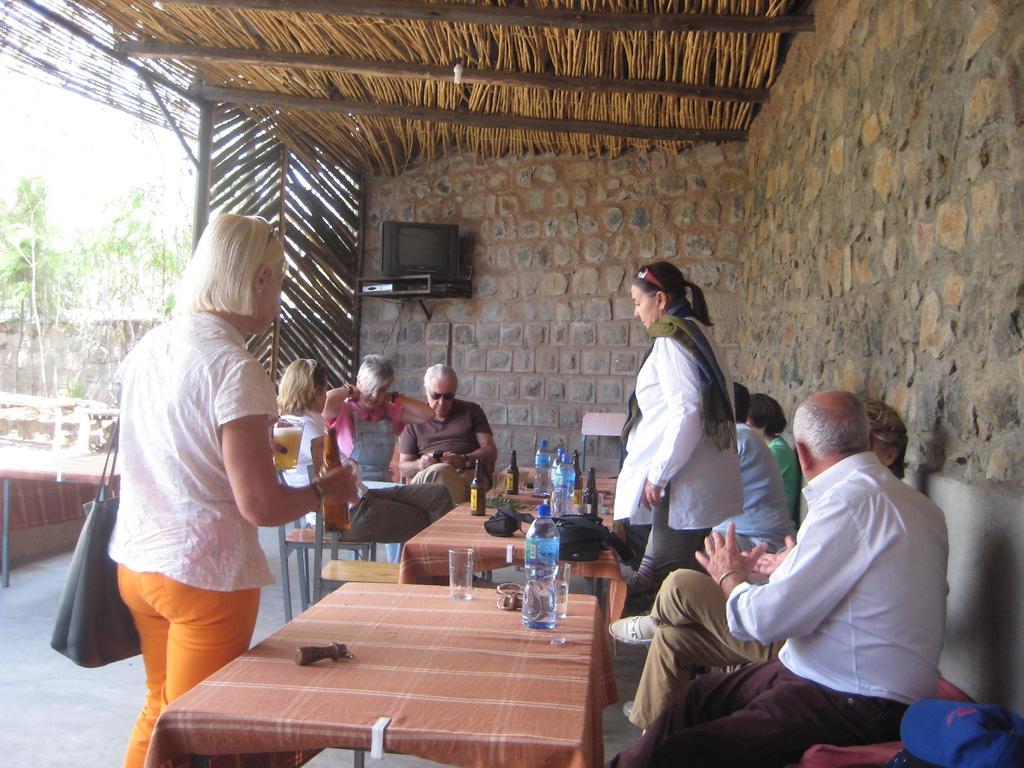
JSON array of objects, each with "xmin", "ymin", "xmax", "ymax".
[
  {"xmin": 554, "ymin": 514, "xmax": 635, "ymax": 563},
  {"xmin": 483, "ymin": 507, "xmax": 534, "ymax": 537}
]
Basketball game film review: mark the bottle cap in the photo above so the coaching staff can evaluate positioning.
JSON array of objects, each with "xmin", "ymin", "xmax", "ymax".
[
  {"xmin": 540, "ymin": 439, "xmax": 548, "ymax": 448},
  {"xmin": 536, "ymin": 503, "xmax": 551, "ymax": 517}
]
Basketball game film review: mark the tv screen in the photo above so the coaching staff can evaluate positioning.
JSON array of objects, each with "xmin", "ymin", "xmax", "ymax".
[{"xmin": 381, "ymin": 221, "xmax": 461, "ymax": 278}]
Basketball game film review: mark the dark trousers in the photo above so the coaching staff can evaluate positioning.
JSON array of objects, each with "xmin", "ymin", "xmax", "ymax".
[{"xmin": 608, "ymin": 660, "xmax": 907, "ymax": 768}]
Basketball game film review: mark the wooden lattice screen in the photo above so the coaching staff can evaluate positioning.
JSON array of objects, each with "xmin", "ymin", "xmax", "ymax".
[{"xmin": 207, "ymin": 105, "xmax": 361, "ymax": 388}]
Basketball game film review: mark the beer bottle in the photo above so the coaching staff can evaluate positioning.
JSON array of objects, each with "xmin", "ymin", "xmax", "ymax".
[
  {"xmin": 582, "ymin": 467, "xmax": 598, "ymax": 516},
  {"xmin": 504, "ymin": 450, "xmax": 520, "ymax": 495},
  {"xmin": 470, "ymin": 459, "xmax": 488, "ymax": 516},
  {"xmin": 321, "ymin": 426, "xmax": 351, "ymax": 531},
  {"xmin": 571, "ymin": 450, "xmax": 584, "ymax": 506}
]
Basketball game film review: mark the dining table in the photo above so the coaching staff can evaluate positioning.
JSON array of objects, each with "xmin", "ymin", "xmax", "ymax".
[
  {"xmin": 0, "ymin": 448, "xmax": 114, "ymax": 587},
  {"xmin": 399, "ymin": 502, "xmax": 628, "ymax": 624},
  {"xmin": 144, "ymin": 582, "xmax": 618, "ymax": 768}
]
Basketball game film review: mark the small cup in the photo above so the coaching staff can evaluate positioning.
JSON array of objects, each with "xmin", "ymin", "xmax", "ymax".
[
  {"xmin": 556, "ymin": 562, "xmax": 571, "ymax": 618},
  {"xmin": 449, "ymin": 548, "xmax": 474, "ymax": 600}
]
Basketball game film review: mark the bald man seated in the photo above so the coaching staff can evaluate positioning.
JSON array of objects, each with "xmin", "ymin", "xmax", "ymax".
[{"xmin": 608, "ymin": 391, "xmax": 949, "ymax": 768}]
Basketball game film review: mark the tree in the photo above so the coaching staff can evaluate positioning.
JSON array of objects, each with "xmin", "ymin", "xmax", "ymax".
[{"xmin": 0, "ymin": 177, "xmax": 61, "ymax": 395}]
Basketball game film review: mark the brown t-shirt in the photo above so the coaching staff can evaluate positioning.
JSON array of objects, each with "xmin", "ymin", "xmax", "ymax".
[{"xmin": 399, "ymin": 399, "xmax": 492, "ymax": 457}]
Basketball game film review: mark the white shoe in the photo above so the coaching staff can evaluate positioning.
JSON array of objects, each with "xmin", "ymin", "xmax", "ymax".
[
  {"xmin": 622, "ymin": 700, "xmax": 635, "ymax": 718},
  {"xmin": 609, "ymin": 614, "xmax": 658, "ymax": 645}
]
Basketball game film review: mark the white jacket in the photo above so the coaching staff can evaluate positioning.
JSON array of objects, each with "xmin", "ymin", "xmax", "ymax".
[{"xmin": 613, "ymin": 324, "xmax": 743, "ymax": 530}]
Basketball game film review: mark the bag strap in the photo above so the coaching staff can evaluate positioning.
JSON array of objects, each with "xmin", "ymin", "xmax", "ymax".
[{"xmin": 95, "ymin": 419, "xmax": 119, "ymax": 503}]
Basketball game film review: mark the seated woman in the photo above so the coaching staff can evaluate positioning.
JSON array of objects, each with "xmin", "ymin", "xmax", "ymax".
[
  {"xmin": 746, "ymin": 392, "xmax": 801, "ymax": 527},
  {"xmin": 276, "ymin": 358, "xmax": 330, "ymax": 525},
  {"xmin": 324, "ymin": 355, "xmax": 454, "ymax": 559}
]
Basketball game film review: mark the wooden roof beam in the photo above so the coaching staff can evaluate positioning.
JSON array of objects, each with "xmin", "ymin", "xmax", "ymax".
[
  {"xmin": 164, "ymin": 0, "xmax": 815, "ymax": 35},
  {"xmin": 124, "ymin": 41, "xmax": 769, "ymax": 104},
  {"xmin": 193, "ymin": 83, "xmax": 748, "ymax": 143}
]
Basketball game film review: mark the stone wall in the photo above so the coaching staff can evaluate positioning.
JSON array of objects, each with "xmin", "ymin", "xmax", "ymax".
[
  {"xmin": 0, "ymin": 319, "xmax": 154, "ymax": 404},
  {"xmin": 738, "ymin": 0, "xmax": 1023, "ymax": 484},
  {"xmin": 361, "ymin": 147, "xmax": 748, "ymax": 470},
  {"xmin": 738, "ymin": 0, "xmax": 1024, "ymax": 710}
]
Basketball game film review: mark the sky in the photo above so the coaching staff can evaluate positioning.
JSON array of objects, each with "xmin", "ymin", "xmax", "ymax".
[{"xmin": 0, "ymin": 68, "xmax": 195, "ymax": 233}]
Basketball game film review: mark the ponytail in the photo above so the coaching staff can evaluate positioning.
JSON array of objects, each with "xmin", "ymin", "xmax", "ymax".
[{"xmin": 683, "ymin": 280, "xmax": 713, "ymax": 327}]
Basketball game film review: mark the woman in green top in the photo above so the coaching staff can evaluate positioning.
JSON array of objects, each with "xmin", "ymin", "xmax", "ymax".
[{"xmin": 747, "ymin": 393, "xmax": 801, "ymax": 526}]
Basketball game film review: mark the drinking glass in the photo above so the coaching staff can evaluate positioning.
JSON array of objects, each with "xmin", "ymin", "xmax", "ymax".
[
  {"xmin": 449, "ymin": 548, "xmax": 474, "ymax": 600},
  {"xmin": 557, "ymin": 562, "xmax": 571, "ymax": 619},
  {"xmin": 272, "ymin": 418, "xmax": 303, "ymax": 471}
]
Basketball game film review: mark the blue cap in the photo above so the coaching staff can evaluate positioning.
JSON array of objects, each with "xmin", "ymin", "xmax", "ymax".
[
  {"xmin": 536, "ymin": 503, "xmax": 551, "ymax": 517},
  {"xmin": 539, "ymin": 439, "xmax": 548, "ymax": 447},
  {"xmin": 901, "ymin": 700, "xmax": 1024, "ymax": 768}
]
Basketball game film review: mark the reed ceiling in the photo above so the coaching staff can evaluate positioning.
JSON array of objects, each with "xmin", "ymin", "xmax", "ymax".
[{"xmin": 4, "ymin": 0, "xmax": 814, "ymax": 174}]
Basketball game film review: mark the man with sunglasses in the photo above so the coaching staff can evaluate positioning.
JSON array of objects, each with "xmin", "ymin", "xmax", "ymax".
[{"xmin": 398, "ymin": 364, "xmax": 497, "ymax": 504}]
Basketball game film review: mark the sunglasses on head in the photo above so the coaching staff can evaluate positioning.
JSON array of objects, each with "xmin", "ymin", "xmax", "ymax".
[
  {"xmin": 429, "ymin": 391, "xmax": 455, "ymax": 401},
  {"xmin": 637, "ymin": 267, "xmax": 665, "ymax": 291},
  {"xmin": 254, "ymin": 215, "xmax": 281, "ymax": 247}
]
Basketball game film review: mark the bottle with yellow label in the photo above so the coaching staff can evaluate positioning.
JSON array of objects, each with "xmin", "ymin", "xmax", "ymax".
[
  {"xmin": 470, "ymin": 459, "xmax": 488, "ymax": 516},
  {"xmin": 504, "ymin": 450, "xmax": 520, "ymax": 495}
]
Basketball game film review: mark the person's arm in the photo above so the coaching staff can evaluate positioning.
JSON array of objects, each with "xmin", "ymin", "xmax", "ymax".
[
  {"xmin": 724, "ymin": 498, "xmax": 869, "ymax": 644},
  {"xmin": 393, "ymin": 393, "xmax": 434, "ymax": 425},
  {"xmin": 323, "ymin": 384, "xmax": 355, "ymax": 423},
  {"xmin": 221, "ymin": 414, "xmax": 358, "ymax": 526},
  {"xmin": 309, "ymin": 435, "xmax": 324, "ymax": 477},
  {"xmin": 467, "ymin": 431, "xmax": 498, "ymax": 473},
  {"xmin": 399, "ymin": 451, "xmax": 435, "ymax": 477}
]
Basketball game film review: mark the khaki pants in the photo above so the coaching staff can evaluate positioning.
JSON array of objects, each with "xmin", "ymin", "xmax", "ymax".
[
  {"xmin": 409, "ymin": 463, "xmax": 473, "ymax": 504},
  {"xmin": 630, "ymin": 569, "xmax": 782, "ymax": 730}
]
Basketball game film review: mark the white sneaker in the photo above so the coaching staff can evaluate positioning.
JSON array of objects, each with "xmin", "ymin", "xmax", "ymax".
[
  {"xmin": 622, "ymin": 700, "xmax": 635, "ymax": 718},
  {"xmin": 608, "ymin": 614, "xmax": 658, "ymax": 645}
]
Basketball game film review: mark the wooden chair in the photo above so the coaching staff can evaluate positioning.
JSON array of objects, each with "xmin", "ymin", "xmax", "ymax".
[
  {"xmin": 278, "ymin": 468, "xmax": 372, "ymax": 622},
  {"xmin": 321, "ymin": 558, "xmax": 401, "ymax": 584}
]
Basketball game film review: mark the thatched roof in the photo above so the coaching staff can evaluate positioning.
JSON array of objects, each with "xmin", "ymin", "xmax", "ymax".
[{"xmin": 4, "ymin": 0, "xmax": 813, "ymax": 175}]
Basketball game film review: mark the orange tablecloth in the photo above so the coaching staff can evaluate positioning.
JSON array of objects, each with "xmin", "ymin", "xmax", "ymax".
[
  {"xmin": 399, "ymin": 504, "xmax": 627, "ymax": 624},
  {"xmin": 145, "ymin": 583, "xmax": 618, "ymax": 768}
]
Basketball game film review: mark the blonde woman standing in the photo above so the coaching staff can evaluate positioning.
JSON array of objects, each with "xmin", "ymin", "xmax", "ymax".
[{"xmin": 111, "ymin": 214, "xmax": 359, "ymax": 768}]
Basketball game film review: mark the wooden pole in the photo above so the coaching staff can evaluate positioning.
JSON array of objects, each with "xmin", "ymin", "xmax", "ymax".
[
  {"xmin": 163, "ymin": 0, "xmax": 815, "ymax": 35},
  {"xmin": 123, "ymin": 41, "xmax": 770, "ymax": 104},
  {"xmin": 269, "ymin": 144, "xmax": 288, "ymax": 381},
  {"xmin": 192, "ymin": 100, "xmax": 214, "ymax": 251},
  {"xmin": 193, "ymin": 83, "xmax": 748, "ymax": 143}
]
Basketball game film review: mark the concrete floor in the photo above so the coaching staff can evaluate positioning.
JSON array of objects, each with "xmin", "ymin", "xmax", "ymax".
[{"xmin": 0, "ymin": 526, "xmax": 647, "ymax": 767}]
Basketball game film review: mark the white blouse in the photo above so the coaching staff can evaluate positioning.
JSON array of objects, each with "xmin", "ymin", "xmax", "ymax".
[
  {"xmin": 110, "ymin": 313, "xmax": 279, "ymax": 591},
  {"xmin": 282, "ymin": 410, "xmax": 327, "ymax": 488},
  {"xmin": 614, "ymin": 322, "xmax": 743, "ymax": 530}
]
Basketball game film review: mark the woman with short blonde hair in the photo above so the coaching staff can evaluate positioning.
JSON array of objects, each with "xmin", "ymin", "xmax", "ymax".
[{"xmin": 112, "ymin": 213, "xmax": 358, "ymax": 768}]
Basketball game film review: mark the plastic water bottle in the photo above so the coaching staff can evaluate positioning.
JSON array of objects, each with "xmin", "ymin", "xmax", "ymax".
[
  {"xmin": 522, "ymin": 502, "xmax": 559, "ymax": 630},
  {"xmin": 562, "ymin": 450, "xmax": 577, "ymax": 513},
  {"xmin": 550, "ymin": 449, "xmax": 566, "ymax": 515},
  {"xmin": 533, "ymin": 439, "xmax": 552, "ymax": 497}
]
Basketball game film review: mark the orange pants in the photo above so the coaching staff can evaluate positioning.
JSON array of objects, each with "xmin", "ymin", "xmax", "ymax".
[{"xmin": 117, "ymin": 565, "xmax": 260, "ymax": 768}]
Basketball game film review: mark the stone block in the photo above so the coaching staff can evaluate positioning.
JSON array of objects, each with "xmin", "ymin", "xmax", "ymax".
[
  {"xmin": 540, "ymin": 273, "xmax": 569, "ymax": 295},
  {"xmin": 475, "ymin": 375, "xmax": 500, "ymax": 399},
  {"xmin": 572, "ymin": 268, "xmax": 600, "ymax": 295},
  {"xmin": 428, "ymin": 347, "xmax": 448, "ymax": 366},
  {"xmin": 603, "ymin": 207, "xmax": 623, "ymax": 232},
  {"xmin": 536, "ymin": 349, "xmax": 558, "ymax": 373},
  {"xmin": 598, "ymin": 322, "xmax": 630, "ymax": 346},
  {"xmin": 533, "ymin": 404, "xmax": 559, "ymax": 427},
  {"xmin": 500, "ymin": 323, "xmax": 524, "ymax": 346},
  {"xmin": 584, "ymin": 299, "xmax": 612, "ymax": 321},
  {"xmin": 464, "ymin": 347, "xmax": 486, "ymax": 371},
  {"xmin": 613, "ymin": 297, "xmax": 636, "ymax": 320},
  {"xmin": 523, "ymin": 377, "xmax": 544, "ymax": 399},
  {"xmin": 560, "ymin": 350, "xmax": 579, "ymax": 373},
  {"xmin": 547, "ymin": 379, "xmax": 566, "ymax": 401},
  {"xmin": 501, "ymin": 378, "xmax": 519, "ymax": 399},
  {"xmin": 477, "ymin": 275, "xmax": 497, "ymax": 296},
  {"xmin": 477, "ymin": 323, "xmax": 501, "ymax": 346},
  {"xmin": 937, "ymin": 198, "xmax": 966, "ymax": 252},
  {"xmin": 491, "ymin": 428, "xmax": 512, "ymax": 453},
  {"xmin": 513, "ymin": 347, "xmax": 535, "ymax": 373},
  {"xmin": 453, "ymin": 323, "xmax": 475, "ymax": 345},
  {"xmin": 684, "ymin": 235, "xmax": 713, "ymax": 259},
  {"xmin": 597, "ymin": 378, "xmax": 624, "ymax": 403},
  {"xmin": 484, "ymin": 403, "xmax": 508, "ymax": 425},
  {"xmin": 568, "ymin": 380, "xmax": 596, "ymax": 403},
  {"xmin": 486, "ymin": 349, "xmax": 513, "ymax": 371},
  {"xmin": 629, "ymin": 206, "xmax": 650, "ymax": 230},
  {"xmin": 425, "ymin": 322, "xmax": 451, "ymax": 346},
  {"xmin": 560, "ymin": 213, "xmax": 579, "ymax": 238},
  {"xmin": 570, "ymin": 322, "xmax": 597, "ymax": 346},
  {"xmin": 580, "ymin": 214, "xmax": 599, "ymax": 235},
  {"xmin": 508, "ymin": 404, "xmax": 532, "ymax": 426},
  {"xmin": 525, "ymin": 323, "xmax": 548, "ymax": 346},
  {"xmin": 583, "ymin": 238, "xmax": 608, "ymax": 263},
  {"xmin": 581, "ymin": 350, "xmax": 610, "ymax": 375},
  {"xmin": 560, "ymin": 406, "xmax": 582, "ymax": 428}
]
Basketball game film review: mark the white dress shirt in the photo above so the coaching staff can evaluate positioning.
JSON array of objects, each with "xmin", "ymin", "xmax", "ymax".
[
  {"xmin": 614, "ymin": 324, "xmax": 743, "ymax": 530},
  {"xmin": 726, "ymin": 451, "xmax": 949, "ymax": 704},
  {"xmin": 110, "ymin": 313, "xmax": 279, "ymax": 591}
]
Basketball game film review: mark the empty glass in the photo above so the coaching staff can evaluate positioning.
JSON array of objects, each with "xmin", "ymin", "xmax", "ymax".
[
  {"xmin": 556, "ymin": 562, "xmax": 571, "ymax": 618},
  {"xmin": 449, "ymin": 548, "xmax": 474, "ymax": 600}
]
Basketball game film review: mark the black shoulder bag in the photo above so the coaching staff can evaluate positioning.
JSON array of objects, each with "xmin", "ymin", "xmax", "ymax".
[
  {"xmin": 51, "ymin": 422, "xmax": 141, "ymax": 667},
  {"xmin": 554, "ymin": 513, "xmax": 635, "ymax": 563}
]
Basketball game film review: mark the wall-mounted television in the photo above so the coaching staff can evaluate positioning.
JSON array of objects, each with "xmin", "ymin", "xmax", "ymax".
[{"xmin": 381, "ymin": 221, "xmax": 462, "ymax": 279}]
